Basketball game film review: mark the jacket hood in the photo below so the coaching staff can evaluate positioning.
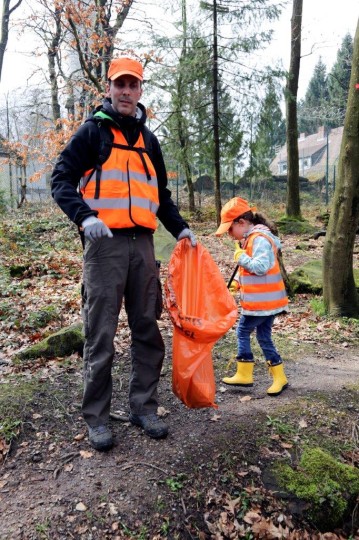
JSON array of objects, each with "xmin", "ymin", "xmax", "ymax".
[
  {"xmin": 87, "ymin": 98, "xmax": 147, "ymax": 146},
  {"xmin": 246, "ymin": 224, "xmax": 282, "ymax": 250}
]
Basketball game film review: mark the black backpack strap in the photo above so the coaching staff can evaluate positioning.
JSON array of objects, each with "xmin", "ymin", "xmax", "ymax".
[
  {"xmin": 85, "ymin": 116, "xmax": 154, "ymax": 198},
  {"xmin": 111, "ymin": 142, "xmax": 152, "ymax": 181}
]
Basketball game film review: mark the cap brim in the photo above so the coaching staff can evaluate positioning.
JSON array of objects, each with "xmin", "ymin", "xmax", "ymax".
[
  {"xmin": 215, "ymin": 221, "xmax": 232, "ymax": 236},
  {"xmin": 109, "ymin": 70, "xmax": 143, "ymax": 81}
]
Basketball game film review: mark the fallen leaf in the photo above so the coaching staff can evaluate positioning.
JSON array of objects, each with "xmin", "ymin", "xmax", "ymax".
[
  {"xmin": 64, "ymin": 463, "xmax": 73, "ymax": 472},
  {"xmin": 210, "ymin": 414, "xmax": 221, "ymax": 422},
  {"xmin": 109, "ymin": 503, "xmax": 118, "ymax": 515},
  {"xmin": 249, "ymin": 465, "xmax": 261, "ymax": 474},
  {"xmin": 281, "ymin": 442, "xmax": 293, "ymax": 449},
  {"xmin": 243, "ymin": 510, "xmax": 261, "ymax": 524},
  {"xmin": 239, "ymin": 395, "xmax": 252, "ymax": 402},
  {"xmin": 75, "ymin": 502, "xmax": 87, "ymax": 512},
  {"xmin": 73, "ymin": 433, "xmax": 85, "ymax": 441},
  {"xmin": 32, "ymin": 413, "xmax": 42, "ymax": 419},
  {"xmin": 157, "ymin": 406, "xmax": 170, "ymax": 417},
  {"xmin": 79, "ymin": 450, "xmax": 93, "ymax": 459}
]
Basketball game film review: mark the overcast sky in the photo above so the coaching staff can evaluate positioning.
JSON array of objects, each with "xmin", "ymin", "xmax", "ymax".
[
  {"xmin": 267, "ymin": 1, "xmax": 358, "ymax": 99},
  {"xmin": 0, "ymin": 1, "xmax": 358, "ymax": 100}
]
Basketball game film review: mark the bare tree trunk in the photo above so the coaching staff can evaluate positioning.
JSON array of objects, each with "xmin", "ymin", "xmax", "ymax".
[
  {"xmin": 285, "ymin": 0, "xmax": 302, "ymax": 218},
  {"xmin": 0, "ymin": 0, "xmax": 23, "ymax": 82},
  {"xmin": 177, "ymin": 0, "xmax": 195, "ymax": 212},
  {"xmin": 17, "ymin": 164, "xmax": 27, "ymax": 208},
  {"xmin": 323, "ymin": 19, "xmax": 359, "ymax": 318},
  {"xmin": 212, "ymin": 0, "xmax": 221, "ymax": 225},
  {"xmin": 48, "ymin": 5, "xmax": 62, "ymax": 128}
]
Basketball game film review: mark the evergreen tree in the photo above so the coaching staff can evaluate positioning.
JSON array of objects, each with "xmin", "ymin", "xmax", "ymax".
[
  {"xmin": 298, "ymin": 57, "xmax": 328, "ymax": 134},
  {"xmin": 327, "ymin": 32, "xmax": 353, "ymax": 127},
  {"xmin": 251, "ymin": 81, "xmax": 286, "ymax": 178}
]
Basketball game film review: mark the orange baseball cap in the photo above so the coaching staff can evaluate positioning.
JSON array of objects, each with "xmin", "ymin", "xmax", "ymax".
[
  {"xmin": 215, "ymin": 197, "xmax": 256, "ymax": 236},
  {"xmin": 107, "ymin": 57, "xmax": 143, "ymax": 81}
]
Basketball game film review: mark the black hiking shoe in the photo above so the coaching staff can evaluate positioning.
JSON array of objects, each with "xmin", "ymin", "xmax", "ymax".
[
  {"xmin": 88, "ymin": 424, "xmax": 113, "ymax": 451},
  {"xmin": 129, "ymin": 412, "xmax": 168, "ymax": 439}
]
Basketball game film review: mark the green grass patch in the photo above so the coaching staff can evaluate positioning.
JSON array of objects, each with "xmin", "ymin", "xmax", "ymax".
[{"xmin": 0, "ymin": 378, "xmax": 41, "ymax": 444}]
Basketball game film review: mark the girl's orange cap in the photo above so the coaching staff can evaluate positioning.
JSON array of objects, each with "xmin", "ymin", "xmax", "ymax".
[{"xmin": 215, "ymin": 197, "xmax": 256, "ymax": 236}]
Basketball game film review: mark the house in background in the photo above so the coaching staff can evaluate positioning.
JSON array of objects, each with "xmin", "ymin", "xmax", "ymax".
[
  {"xmin": 0, "ymin": 135, "xmax": 50, "ymax": 206},
  {"xmin": 269, "ymin": 126, "xmax": 343, "ymax": 185}
]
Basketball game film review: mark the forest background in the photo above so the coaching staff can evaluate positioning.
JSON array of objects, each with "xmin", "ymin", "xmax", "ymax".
[{"xmin": 0, "ymin": 1, "xmax": 359, "ymax": 538}]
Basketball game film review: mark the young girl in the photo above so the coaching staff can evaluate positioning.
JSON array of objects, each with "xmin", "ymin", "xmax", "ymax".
[{"xmin": 215, "ymin": 197, "xmax": 289, "ymax": 396}]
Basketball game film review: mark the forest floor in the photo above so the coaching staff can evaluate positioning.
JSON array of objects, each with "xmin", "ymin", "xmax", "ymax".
[{"xmin": 0, "ymin": 203, "xmax": 359, "ymax": 540}]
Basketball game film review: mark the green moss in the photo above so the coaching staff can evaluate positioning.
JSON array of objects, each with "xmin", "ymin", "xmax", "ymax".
[
  {"xmin": 289, "ymin": 259, "xmax": 323, "ymax": 294},
  {"xmin": 277, "ymin": 217, "xmax": 316, "ymax": 235},
  {"xmin": 274, "ymin": 447, "xmax": 359, "ymax": 530},
  {"xmin": 14, "ymin": 323, "xmax": 84, "ymax": 361}
]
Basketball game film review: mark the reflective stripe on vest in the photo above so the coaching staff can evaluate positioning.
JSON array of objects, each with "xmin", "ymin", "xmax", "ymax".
[
  {"xmin": 239, "ymin": 232, "xmax": 288, "ymax": 312},
  {"xmin": 80, "ymin": 128, "xmax": 159, "ymax": 230}
]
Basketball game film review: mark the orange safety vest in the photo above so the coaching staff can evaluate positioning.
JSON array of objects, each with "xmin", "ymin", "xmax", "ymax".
[
  {"xmin": 80, "ymin": 127, "xmax": 159, "ymax": 230},
  {"xmin": 239, "ymin": 232, "xmax": 288, "ymax": 312}
]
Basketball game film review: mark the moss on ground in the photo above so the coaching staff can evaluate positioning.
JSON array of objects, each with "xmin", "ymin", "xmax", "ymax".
[
  {"xmin": 274, "ymin": 447, "xmax": 359, "ymax": 530},
  {"xmin": 14, "ymin": 323, "xmax": 84, "ymax": 361},
  {"xmin": 277, "ymin": 217, "xmax": 316, "ymax": 235}
]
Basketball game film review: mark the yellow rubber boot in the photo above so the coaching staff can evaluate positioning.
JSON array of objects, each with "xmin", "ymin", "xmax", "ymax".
[
  {"xmin": 222, "ymin": 362, "xmax": 254, "ymax": 387},
  {"xmin": 267, "ymin": 363, "xmax": 288, "ymax": 396}
]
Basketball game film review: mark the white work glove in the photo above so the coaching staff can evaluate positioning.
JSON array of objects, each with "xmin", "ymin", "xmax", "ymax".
[
  {"xmin": 177, "ymin": 228, "xmax": 197, "ymax": 247},
  {"xmin": 82, "ymin": 216, "xmax": 113, "ymax": 243}
]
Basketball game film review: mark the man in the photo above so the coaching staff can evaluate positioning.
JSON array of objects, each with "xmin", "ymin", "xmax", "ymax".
[{"xmin": 51, "ymin": 57, "xmax": 196, "ymax": 451}]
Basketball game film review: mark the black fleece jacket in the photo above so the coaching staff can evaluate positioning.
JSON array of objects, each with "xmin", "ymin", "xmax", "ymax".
[{"xmin": 51, "ymin": 99, "xmax": 188, "ymax": 238}]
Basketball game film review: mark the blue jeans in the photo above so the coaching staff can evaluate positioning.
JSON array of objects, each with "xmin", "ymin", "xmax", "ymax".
[{"xmin": 237, "ymin": 314, "xmax": 282, "ymax": 365}]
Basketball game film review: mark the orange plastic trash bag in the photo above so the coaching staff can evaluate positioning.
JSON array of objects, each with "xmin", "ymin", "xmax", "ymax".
[{"xmin": 164, "ymin": 239, "xmax": 238, "ymax": 409}]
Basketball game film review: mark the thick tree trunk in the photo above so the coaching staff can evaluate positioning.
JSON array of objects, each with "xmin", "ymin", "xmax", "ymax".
[
  {"xmin": 285, "ymin": 0, "xmax": 302, "ymax": 218},
  {"xmin": 323, "ymin": 19, "xmax": 359, "ymax": 318},
  {"xmin": 212, "ymin": 0, "xmax": 221, "ymax": 225}
]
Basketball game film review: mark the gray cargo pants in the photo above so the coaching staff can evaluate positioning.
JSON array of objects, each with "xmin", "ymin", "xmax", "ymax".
[{"xmin": 81, "ymin": 231, "xmax": 165, "ymax": 427}]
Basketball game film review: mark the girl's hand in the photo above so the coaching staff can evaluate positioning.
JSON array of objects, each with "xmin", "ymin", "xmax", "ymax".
[{"xmin": 234, "ymin": 242, "xmax": 246, "ymax": 262}]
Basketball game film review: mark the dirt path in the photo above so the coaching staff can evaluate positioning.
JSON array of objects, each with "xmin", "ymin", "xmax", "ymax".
[
  {"xmin": 1, "ymin": 225, "xmax": 359, "ymax": 539},
  {"xmin": 1, "ymin": 337, "xmax": 359, "ymax": 540}
]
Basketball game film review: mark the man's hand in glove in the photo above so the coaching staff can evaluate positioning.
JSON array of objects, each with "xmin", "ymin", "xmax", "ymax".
[
  {"xmin": 82, "ymin": 216, "xmax": 113, "ymax": 243},
  {"xmin": 177, "ymin": 228, "xmax": 197, "ymax": 247}
]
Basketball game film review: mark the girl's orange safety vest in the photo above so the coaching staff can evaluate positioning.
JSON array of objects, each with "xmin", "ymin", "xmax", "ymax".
[
  {"xmin": 239, "ymin": 232, "xmax": 288, "ymax": 312},
  {"xmin": 80, "ymin": 127, "xmax": 159, "ymax": 230}
]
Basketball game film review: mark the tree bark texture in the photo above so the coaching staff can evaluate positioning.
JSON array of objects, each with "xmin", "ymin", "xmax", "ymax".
[
  {"xmin": 48, "ymin": 6, "xmax": 62, "ymax": 128},
  {"xmin": 212, "ymin": 0, "xmax": 222, "ymax": 225},
  {"xmin": 323, "ymin": 19, "xmax": 359, "ymax": 318},
  {"xmin": 285, "ymin": 0, "xmax": 302, "ymax": 218},
  {"xmin": 177, "ymin": 0, "xmax": 195, "ymax": 212},
  {"xmin": 0, "ymin": 0, "xmax": 23, "ymax": 82}
]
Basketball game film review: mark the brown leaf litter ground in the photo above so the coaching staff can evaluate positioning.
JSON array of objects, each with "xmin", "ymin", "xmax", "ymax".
[{"xmin": 0, "ymin": 206, "xmax": 359, "ymax": 539}]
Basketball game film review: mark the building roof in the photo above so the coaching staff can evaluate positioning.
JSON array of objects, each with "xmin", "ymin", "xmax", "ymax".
[{"xmin": 270, "ymin": 126, "xmax": 344, "ymax": 182}]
